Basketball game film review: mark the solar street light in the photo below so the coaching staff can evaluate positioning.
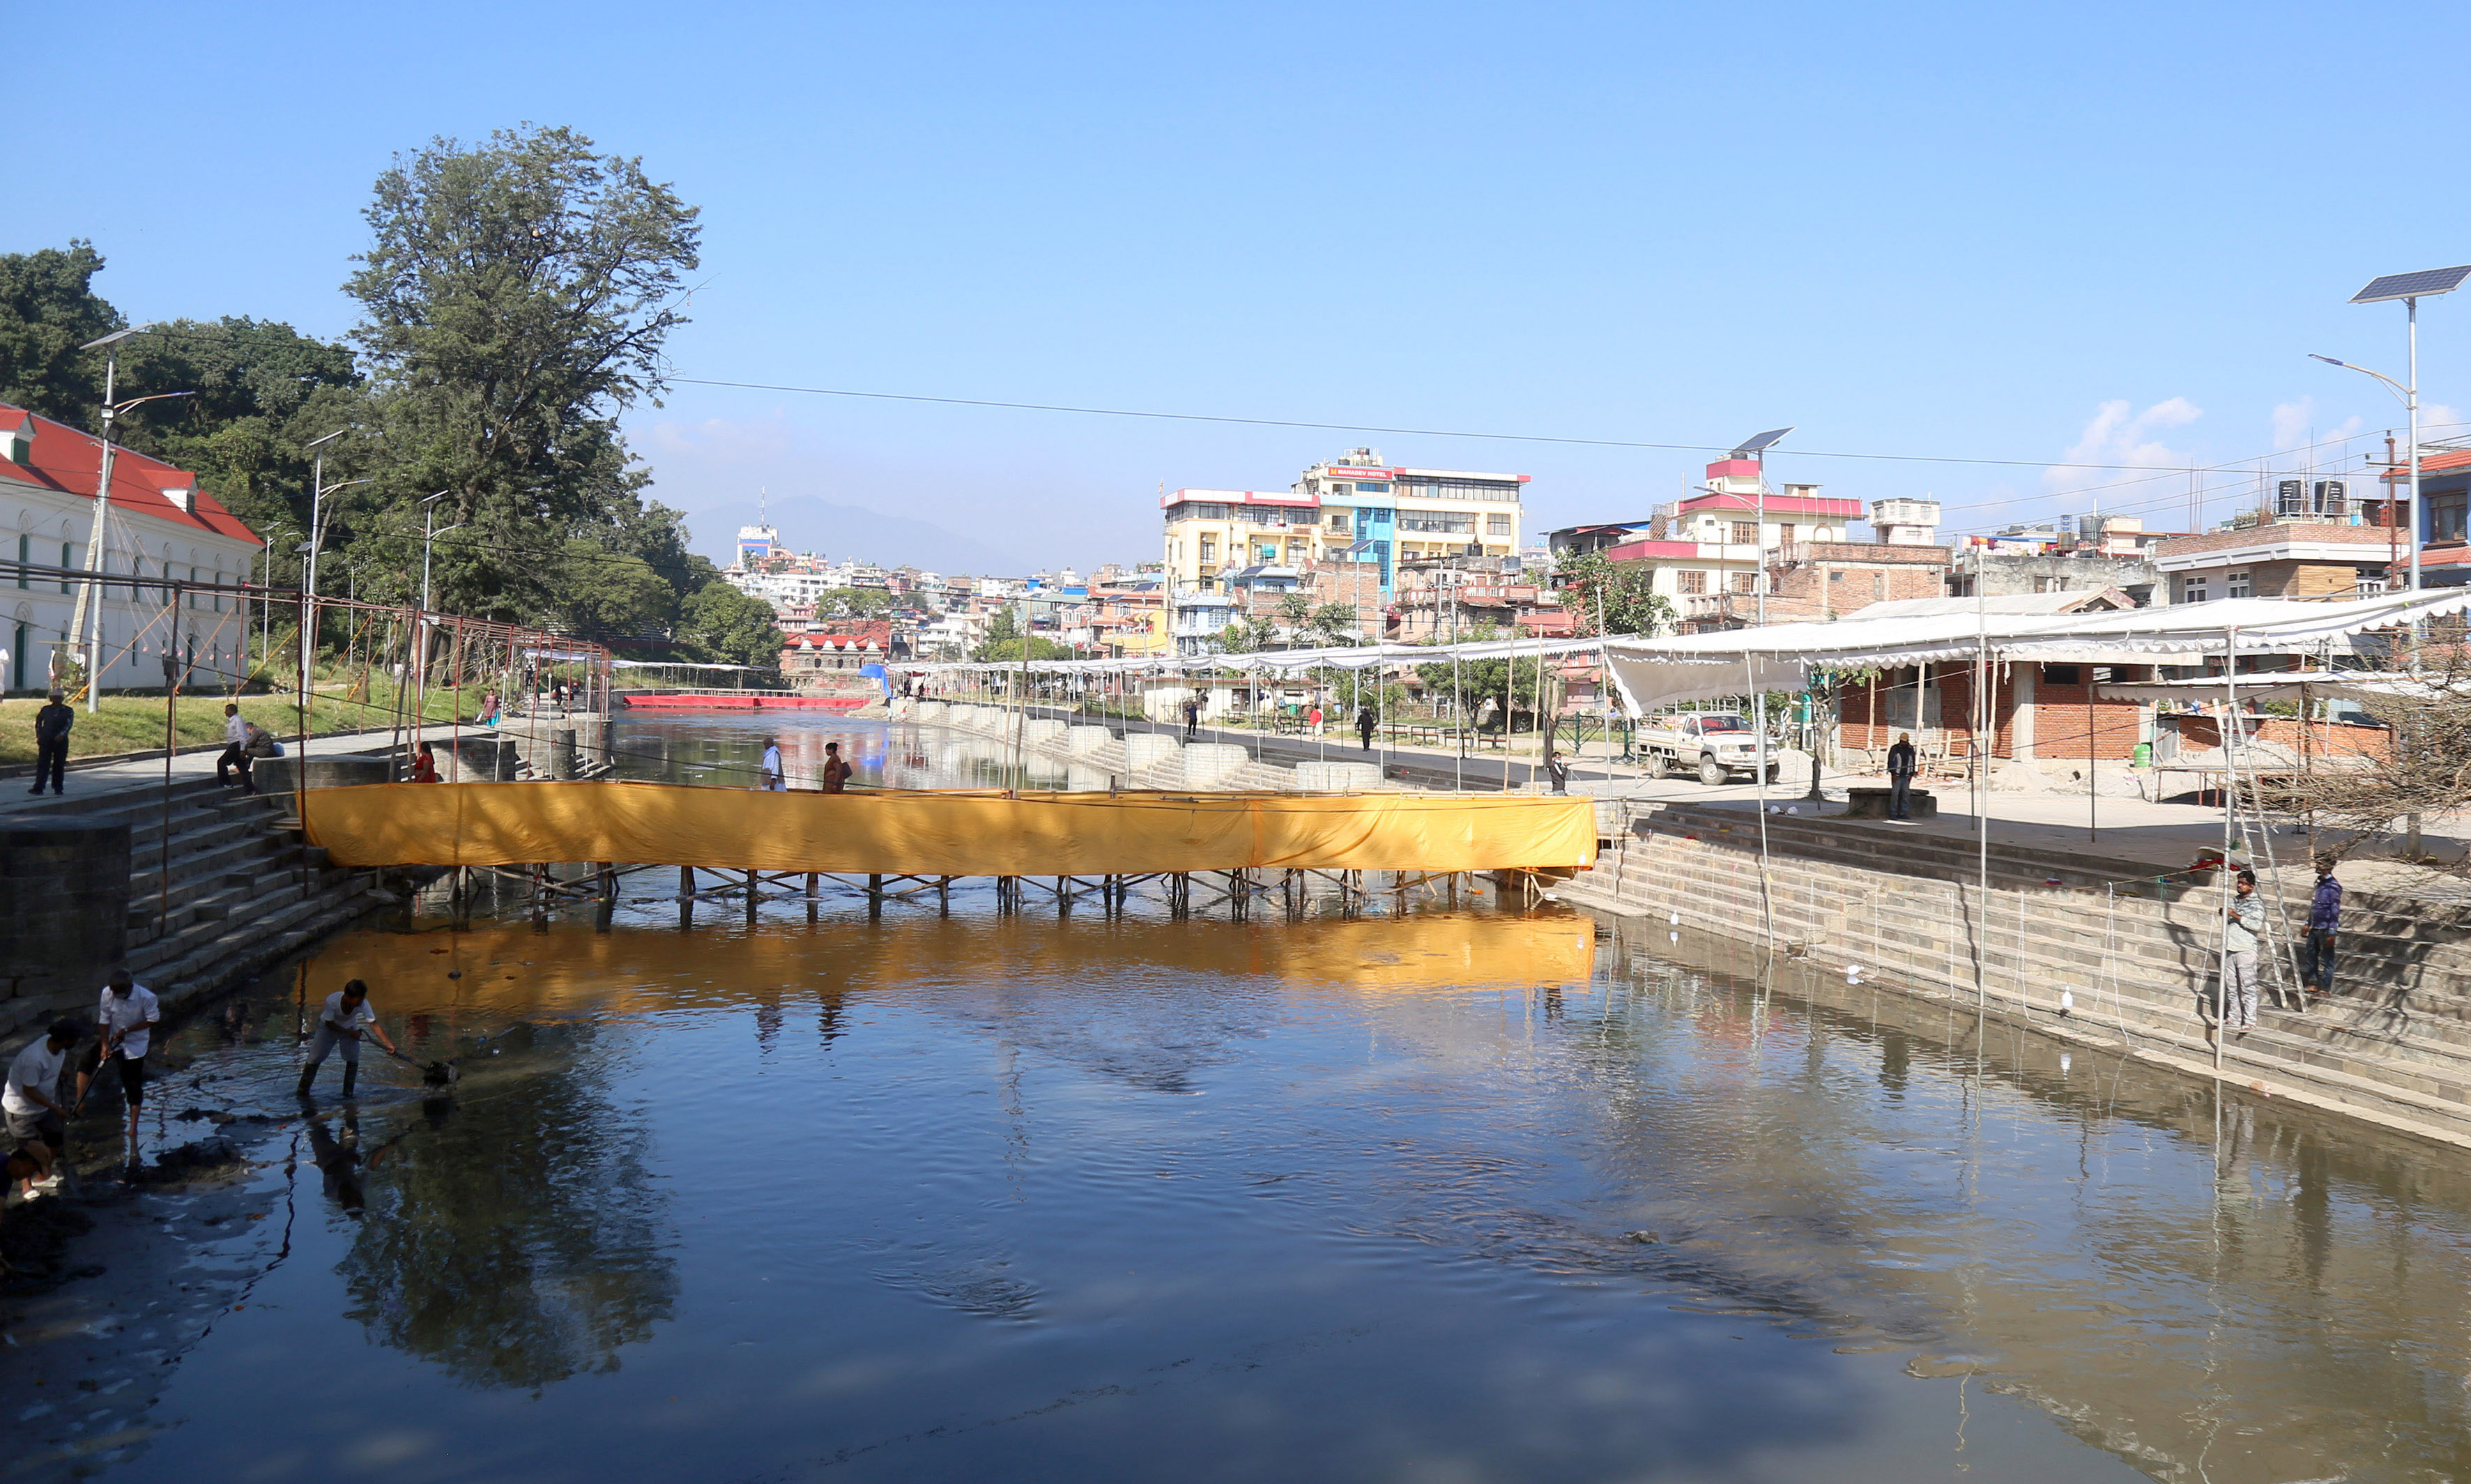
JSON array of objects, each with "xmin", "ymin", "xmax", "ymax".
[{"xmin": 2329, "ymin": 267, "xmax": 2469, "ymax": 595}]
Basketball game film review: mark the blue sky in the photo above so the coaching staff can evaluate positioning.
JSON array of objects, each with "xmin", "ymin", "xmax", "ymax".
[{"xmin": 15, "ymin": 1, "xmax": 2469, "ymax": 572}]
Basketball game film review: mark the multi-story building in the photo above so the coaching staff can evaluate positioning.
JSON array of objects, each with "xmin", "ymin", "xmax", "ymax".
[
  {"xmin": 2152, "ymin": 523, "xmax": 2401, "ymax": 604},
  {"xmin": 0, "ymin": 403, "xmax": 262, "ymax": 694},
  {"xmin": 1160, "ymin": 448, "xmax": 1528, "ymax": 604},
  {"xmin": 1593, "ymin": 458, "xmax": 1865, "ymax": 623}
]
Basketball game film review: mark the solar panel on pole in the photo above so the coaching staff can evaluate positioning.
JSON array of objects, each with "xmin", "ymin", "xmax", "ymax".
[{"xmin": 2351, "ymin": 266, "xmax": 2471, "ymax": 304}]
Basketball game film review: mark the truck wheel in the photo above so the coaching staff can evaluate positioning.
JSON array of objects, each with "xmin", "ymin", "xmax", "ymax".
[
  {"xmin": 1653, "ymin": 751, "xmax": 1680, "ymax": 779},
  {"xmin": 1698, "ymin": 755, "xmax": 1727, "ymax": 786}
]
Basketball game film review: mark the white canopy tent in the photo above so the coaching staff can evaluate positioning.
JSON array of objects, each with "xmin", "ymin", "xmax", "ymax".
[
  {"xmin": 895, "ymin": 636, "xmax": 1606, "ymax": 676},
  {"xmin": 1598, "ymin": 591, "xmax": 2471, "ymax": 717}
]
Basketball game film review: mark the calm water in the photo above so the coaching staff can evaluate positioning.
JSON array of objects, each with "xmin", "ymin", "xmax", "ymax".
[{"xmin": 43, "ymin": 715, "xmax": 2471, "ymax": 1481}]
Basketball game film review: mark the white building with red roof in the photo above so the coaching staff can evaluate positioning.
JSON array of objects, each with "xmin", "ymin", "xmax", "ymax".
[{"xmin": 0, "ymin": 401, "xmax": 263, "ymax": 694}]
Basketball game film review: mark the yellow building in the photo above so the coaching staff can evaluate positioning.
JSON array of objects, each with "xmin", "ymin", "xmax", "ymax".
[{"xmin": 1160, "ymin": 447, "xmax": 1527, "ymax": 603}]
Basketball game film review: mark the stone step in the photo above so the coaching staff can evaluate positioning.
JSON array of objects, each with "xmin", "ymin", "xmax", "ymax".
[{"xmin": 1568, "ymin": 843, "xmax": 2471, "ymax": 1108}]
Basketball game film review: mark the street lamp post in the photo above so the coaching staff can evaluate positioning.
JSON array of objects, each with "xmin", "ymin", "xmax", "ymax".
[
  {"xmin": 2323, "ymin": 266, "xmax": 2471, "ymax": 598},
  {"xmin": 1729, "ymin": 427, "xmax": 1793, "ymax": 795},
  {"xmin": 69, "ymin": 324, "xmax": 196, "ymax": 710},
  {"xmin": 257, "ymin": 523, "xmax": 296, "ymax": 672}
]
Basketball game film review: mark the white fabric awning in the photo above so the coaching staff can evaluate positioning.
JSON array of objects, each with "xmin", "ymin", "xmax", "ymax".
[
  {"xmin": 1599, "ymin": 590, "xmax": 2471, "ymax": 717},
  {"xmin": 901, "ymin": 636, "xmax": 1605, "ymax": 677}
]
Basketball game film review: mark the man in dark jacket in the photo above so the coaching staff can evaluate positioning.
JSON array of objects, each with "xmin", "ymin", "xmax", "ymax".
[
  {"xmin": 1356, "ymin": 705, "xmax": 1377, "ymax": 751},
  {"xmin": 30, "ymin": 688, "xmax": 72, "ymax": 796},
  {"xmin": 2303, "ymin": 857, "xmax": 2341, "ymax": 1000},
  {"xmin": 1885, "ymin": 731, "xmax": 1918, "ymax": 820}
]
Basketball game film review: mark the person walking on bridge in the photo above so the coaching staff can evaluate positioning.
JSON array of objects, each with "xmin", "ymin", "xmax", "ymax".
[
  {"xmin": 760, "ymin": 736, "xmax": 786, "ymax": 792},
  {"xmin": 821, "ymin": 741, "xmax": 852, "ymax": 794},
  {"xmin": 29, "ymin": 687, "xmax": 71, "ymax": 796},
  {"xmin": 296, "ymin": 979, "xmax": 399, "ymax": 1101},
  {"xmin": 1886, "ymin": 732, "xmax": 1918, "ymax": 821}
]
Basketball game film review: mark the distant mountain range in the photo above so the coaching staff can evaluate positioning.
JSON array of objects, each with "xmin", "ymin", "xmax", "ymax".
[{"xmin": 678, "ymin": 495, "xmax": 1021, "ymax": 578}]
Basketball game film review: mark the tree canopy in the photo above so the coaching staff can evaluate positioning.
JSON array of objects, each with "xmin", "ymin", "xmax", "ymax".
[
  {"xmin": 676, "ymin": 582, "xmax": 784, "ymax": 668},
  {"xmin": 344, "ymin": 125, "xmax": 702, "ymax": 623},
  {"xmin": 1556, "ymin": 551, "xmax": 1676, "ymax": 637},
  {"xmin": 0, "ymin": 241, "xmax": 121, "ymax": 423}
]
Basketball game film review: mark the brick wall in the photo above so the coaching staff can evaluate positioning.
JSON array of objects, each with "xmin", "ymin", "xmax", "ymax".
[{"xmin": 1768, "ymin": 554, "xmax": 1948, "ymax": 620}]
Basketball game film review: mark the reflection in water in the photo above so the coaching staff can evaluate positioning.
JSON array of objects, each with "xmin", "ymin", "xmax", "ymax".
[
  {"xmin": 332, "ymin": 1023, "xmax": 678, "ymax": 1391},
  {"xmin": 83, "ymin": 712, "xmax": 2471, "ymax": 1482}
]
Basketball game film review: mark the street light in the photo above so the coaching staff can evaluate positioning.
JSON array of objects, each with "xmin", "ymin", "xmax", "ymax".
[
  {"xmin": 257, "ymin": 523, "xmax": 296, "ymax": 668},
  {"xmin": 418, "ymin": 490, "xmax": 463, "ymax": 615},
  {"xmin": 2325, "ymin": 265, "xmax": 2471, "ymax": 597},
  {"xmin": 68, "ymin": 323, "xmax": 195, "ymax": 710},
  {"xmin": 1729, "ymin": 426, "xmax": 1793, "ymax": 798}
]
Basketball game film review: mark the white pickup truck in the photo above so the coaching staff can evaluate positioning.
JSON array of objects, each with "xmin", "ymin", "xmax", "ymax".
[{"xmin": 1638, "ymin": 710, "xmax": 1780, "ymax": 786}]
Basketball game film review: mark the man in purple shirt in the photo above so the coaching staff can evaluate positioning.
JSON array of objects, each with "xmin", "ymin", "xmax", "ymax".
[{"xmin": 2302, "ymin": 857, "xmax": 2341, "ymax": 1000}]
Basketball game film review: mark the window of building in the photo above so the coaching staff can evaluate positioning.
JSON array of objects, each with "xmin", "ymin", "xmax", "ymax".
[
  {"xmin": 1486, "ymin": 514, "xmax": 1511, "ymax": 537},
  {"xmin": 1198, "ymin": 535, "xmax": 1216, "ymax": 563},
  {"xmin": 2356, "ymin": 565, "xmax": 2390, "ymax": 595},
  {"xmin": 2181, "ymin": 575, "xmax": 2209, "ymax": 604},
  {"xmin": 2226, "ymin": 569, "xmax": 2251, "ymax": 599},
  {"xmin": 1398, "ymin": 512, "xmax": 1474, "ymax": 535},
  {"xmin": 1729, "ymin": 522, "xmax": 1757, "ymax": 545},
  {"xmin": 1779, "ymin": 523, "xmax": 1796, "ymax": 544},
  {"xmin": 1326, "ymin": 512, "xmax": 1349, "ymax": 533},
  {"xmin": 2042, "ymin": 664, "xmax": 2081, "ymax": 685},
  {"xmin": 1729, "ymin": 572, "xmax": 1757, "ymax": 594},
  {"xmin": 59, "ymin": 544, "xmax": 75, "ymax": 595},
  {"xmin": 1828, "ymin": 570, "xmax": 1843, "ymax": 583},
  {"xmin": 1676, "ymin": 570, "xmax": 1706, "ymax": 595}
]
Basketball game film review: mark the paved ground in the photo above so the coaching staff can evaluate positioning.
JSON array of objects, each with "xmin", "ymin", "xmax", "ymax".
[{"xmin": 0, "ymin": 725, "xmax": 409, "ymax": 820}]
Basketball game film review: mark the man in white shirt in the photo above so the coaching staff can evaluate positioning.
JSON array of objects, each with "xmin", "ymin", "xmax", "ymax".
[
  {"xmin": 4, "ymin": 1020, "xmax": 85, "ymax": 1195},
  {"xmin": 79, "ymin": 972, "xmax": 160, "ymax": 1151},
  {"xmin": 216, "ymin": 702, "xmax": 252, "ymax": 790},
  {"xmin": 760, "ymin": 737, "xmax": 785, "ymax": 791},
  {"xmin": 296, "ymin": 979, "xmax": 399, "ymax": 1101}
]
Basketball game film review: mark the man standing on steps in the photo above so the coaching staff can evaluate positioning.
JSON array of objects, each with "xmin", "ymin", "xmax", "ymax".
[
  {"xmin": 216, "ymin": 703, "xmax": 251, "ymax": 790},
  {"xmin": 79, "ymin": 971, "xmax": 159, "ymax": 1156},
  {"xmin": 29, "ymin": 687, "xmax": 72, "ymax": 796},
  {"xmin": 1886, "ymin": 732, "xmax": 1918, "ymax": 821},
  {"xmin": 2223, "ymin": 869, "xmax": 2263, "ymax": 1036},
  {"xmin": 296, "ymin": 979, "xmax": 399, "ymax": 1101},
  {"xmin": 2303, "ymin": 857, "xmax": 2342, "ymax": 1003}
]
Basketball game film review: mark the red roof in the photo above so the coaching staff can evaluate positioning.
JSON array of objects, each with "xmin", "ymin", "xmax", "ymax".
[
  {"xmin": 1675, "ymin": 490, "xmax": 1863, "ymax": 518},
  {"xmin": 2380, "ymin": 448, "xmax": 2471, "ymax": 482},
  {"xmin": 0, "ymin": 401, "xmax": 257, "ymax": 543}
]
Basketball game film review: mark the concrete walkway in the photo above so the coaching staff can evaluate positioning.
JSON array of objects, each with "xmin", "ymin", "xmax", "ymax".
[{"xmin": 0, "ymin": 726, "xmax": 408, "ymax": 821}]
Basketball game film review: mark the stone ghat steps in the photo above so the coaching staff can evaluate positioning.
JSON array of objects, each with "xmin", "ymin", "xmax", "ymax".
[
  {"xmin": 1587, "ymin": 836, "xmax": 2471, "ymax": 1039},
  {"xmin": 1560, "ymin": 839, "xmax": 2471, "ymax": 1140},
  {"xmin": 0, "ymin": 776, "xmax": 384, "ymax": 1043},
  {"xmin": 1635, "ymin": 803, "xmax": 2471, "ymax": 1000}
]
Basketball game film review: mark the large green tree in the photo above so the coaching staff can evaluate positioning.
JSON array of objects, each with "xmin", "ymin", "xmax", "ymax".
[
  {"xmin": 677, "ymin": 581, "xmax": 783, "ymax": 667},
  {"xmin": 0, "ymin": 242, "xmax": 121, "ymax": 423},
  {"xmin": 343, "ymin": 125, "xmax": 701, "ymax": 623}
]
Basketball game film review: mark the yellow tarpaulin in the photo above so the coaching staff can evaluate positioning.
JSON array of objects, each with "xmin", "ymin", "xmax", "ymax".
[{"xmin": 301, "ymin": 781, "xmax": 1601, "ymax": 875}]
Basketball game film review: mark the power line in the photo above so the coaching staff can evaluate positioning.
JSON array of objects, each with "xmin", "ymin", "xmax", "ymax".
[{"xmin": 668, "ymin": 376, "xmax": 2250, "ymax": 475}]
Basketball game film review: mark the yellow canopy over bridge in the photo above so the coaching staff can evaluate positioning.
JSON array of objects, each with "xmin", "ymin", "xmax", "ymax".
[{"xmin": 300, "ymin": 781, "xmax": 1600, "ymax": 876}]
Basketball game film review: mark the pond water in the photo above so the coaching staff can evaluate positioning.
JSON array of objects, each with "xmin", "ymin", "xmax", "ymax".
[{"xmin": 29, "ymin": 714, "xmax": 2471, "ymax": 1482}]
